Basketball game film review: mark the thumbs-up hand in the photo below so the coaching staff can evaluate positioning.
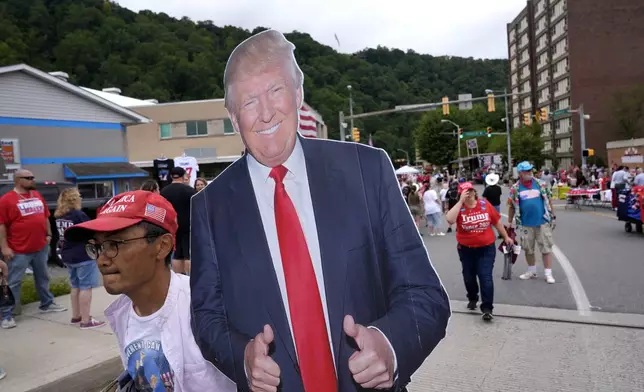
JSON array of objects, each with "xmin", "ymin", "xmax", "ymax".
[
  {"xmin": 244, "ymin": 324, "xmax": 281, "ymax": 392},
  {"xmin": 343, "ymin": 315, "xmax": 395, "ymax": 390}
]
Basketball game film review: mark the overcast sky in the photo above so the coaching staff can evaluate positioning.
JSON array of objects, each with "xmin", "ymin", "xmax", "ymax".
[{"xmin": 115, "ymin": 0, "xmax": 526, "ymax": 59}]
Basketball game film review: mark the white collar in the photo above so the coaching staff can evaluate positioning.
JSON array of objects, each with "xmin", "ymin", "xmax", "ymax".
[{"xmin": 246, "ymin": 137, "xmax": 305, "ymax": 183}]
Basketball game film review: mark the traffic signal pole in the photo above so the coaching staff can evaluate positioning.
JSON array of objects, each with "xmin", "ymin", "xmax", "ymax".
[
  {"xmin": 503, "ymin": 88, "xmax": 512, "ymax": 173},
  {"xmin": 579, "ymin": 104, "xmax": 587, "ymax": 168}
]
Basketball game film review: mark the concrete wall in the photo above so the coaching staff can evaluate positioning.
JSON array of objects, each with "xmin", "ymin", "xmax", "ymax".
[{"xmin": 0, "ymin": 72, "xmax": 134, "ymax": 123}]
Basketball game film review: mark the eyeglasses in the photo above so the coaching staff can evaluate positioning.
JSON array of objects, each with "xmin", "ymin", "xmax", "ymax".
[
  {"xmin": 85, "ymin": 235, "xmax": 160, "ymax": 259},
  {"xmin": 18, "ymin": 176, "xmax": 35, "ymax": 180}
]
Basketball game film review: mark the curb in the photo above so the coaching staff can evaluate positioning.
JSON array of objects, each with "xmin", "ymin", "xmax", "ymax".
[
  {"xmin": 25, "ymin": 356, "xmax": 121, "ymax": 392},
  {"xmin": 450, "ymin": 300, "xmax": 644, "ymax": 330}
]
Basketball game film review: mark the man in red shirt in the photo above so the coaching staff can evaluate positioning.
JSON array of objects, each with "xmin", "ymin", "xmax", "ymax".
[{"xmin": 0, "ymin": 170, "xmax": 67, "ymax": 329}]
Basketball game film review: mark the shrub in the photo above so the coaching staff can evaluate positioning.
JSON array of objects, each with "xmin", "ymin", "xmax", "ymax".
[{"xmin": 20, "ymin": 276, "xmax": 71, "ymax": 305}]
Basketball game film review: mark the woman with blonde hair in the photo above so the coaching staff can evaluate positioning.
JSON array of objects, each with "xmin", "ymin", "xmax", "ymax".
[{"xmin": 54, "ymin": 188, "xmax": 105, "ymax": 329}]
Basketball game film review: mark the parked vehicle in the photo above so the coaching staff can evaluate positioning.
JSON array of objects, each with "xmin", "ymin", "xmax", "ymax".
[{"xmin": 0, "ymin": 181, "xmax": 110, "ymax": 266}]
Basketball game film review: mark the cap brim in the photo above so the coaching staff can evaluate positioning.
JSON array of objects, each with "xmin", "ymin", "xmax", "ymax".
[{"xmin": 64, "ymin": 217, "xmax": 143, "ymax": 243}]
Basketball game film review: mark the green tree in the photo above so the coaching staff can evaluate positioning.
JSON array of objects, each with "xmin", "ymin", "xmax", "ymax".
[
  {"xmin": 487, "ymin": 123, "xmax": 545, "ymax": 168},
  {"xmin": 612, "ymin": 85, "xmax": 644, "ymax": 139}
]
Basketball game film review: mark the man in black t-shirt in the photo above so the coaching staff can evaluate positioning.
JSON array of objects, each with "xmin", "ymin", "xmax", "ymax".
[{"xmin": 160, "ymin": 167, "xmax": 195, "ymax": 275}]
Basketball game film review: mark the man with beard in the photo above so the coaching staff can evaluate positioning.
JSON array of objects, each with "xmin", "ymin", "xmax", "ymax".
[{"xmin": 0, "ymin": 169, "xmax": 67, "ymax": 329}]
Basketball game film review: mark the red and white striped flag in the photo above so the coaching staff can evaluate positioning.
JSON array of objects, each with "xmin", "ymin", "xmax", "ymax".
[
  {"xmin": 368, "ymin": 134, "xmax": 373, "ymax": 146},
  {"xmin": 299, "ymin": 105, "xmax": 318, "ymax": 138}
]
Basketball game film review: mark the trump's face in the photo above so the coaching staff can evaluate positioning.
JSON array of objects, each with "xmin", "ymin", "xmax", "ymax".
[{"xmin": 229, "ymin": 61, "xmax": 301, "ymax": 168}]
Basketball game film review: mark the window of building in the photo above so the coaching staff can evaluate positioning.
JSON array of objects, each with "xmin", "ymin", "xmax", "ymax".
[
  {"xmin": 186, "ymin": 120, "xmax": 208, "ymax": 136},
  {"xmin": 78, "ymin": 182, "xmax": 114, "ymax": 199},
  {"xmin": 159, "ymin": 123, "xmax": 171, "ymax": 139},
  {"xmin": 223, "ymin": 119, "xmax": 235, "ymax": 135}
]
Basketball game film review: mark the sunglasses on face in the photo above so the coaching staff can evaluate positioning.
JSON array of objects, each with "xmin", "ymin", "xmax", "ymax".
[{"xmin": 18, "ymin": 176, "xmax": 35, "ymax": 180}]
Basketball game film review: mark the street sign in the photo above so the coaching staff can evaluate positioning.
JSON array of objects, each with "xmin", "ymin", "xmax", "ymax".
[
  {"xmin": 552, "ymin": 109, "xmax": 569, "ymax": 116},
  {"xmin": 458, "ymin": 93, "xmax": 473, "ymax": 110},
  {"xmin": 463, "ymin": 130, "xmax": 486, "ymax": 137},
  {"xmin": 466, "ymin": 139, "xmax": 478, "ymax": 149}
]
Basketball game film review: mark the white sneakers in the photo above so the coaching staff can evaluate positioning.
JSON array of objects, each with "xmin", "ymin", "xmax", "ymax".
[
  {"xmin": 519, "ymin": 271, "xmax": 555, "ymax": 284},
  {"xmin": 1, "ymin": 318, "xmax": 16, "ymax": 329}
]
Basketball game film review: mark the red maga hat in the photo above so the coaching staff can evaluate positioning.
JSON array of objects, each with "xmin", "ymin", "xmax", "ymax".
[
  {"xmin": 64, "ymin": 190, "xmax": 178, "ymax": 242},
  {"xmin": 458, "ymin": 182, "xmax": 475, "ymax": 194}
]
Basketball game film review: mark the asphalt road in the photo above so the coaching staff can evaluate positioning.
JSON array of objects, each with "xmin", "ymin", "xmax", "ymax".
[{"xmin": 424, "ymin": 185, "xmax": 644, "ymax": 316}]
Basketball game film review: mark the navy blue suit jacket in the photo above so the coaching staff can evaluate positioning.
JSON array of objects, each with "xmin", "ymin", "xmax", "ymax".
[{"xmin": 190, "ymin": 137, "xmax": 450, "ymax": 392}]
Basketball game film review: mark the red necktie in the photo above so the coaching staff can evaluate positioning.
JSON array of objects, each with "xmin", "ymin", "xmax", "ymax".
[{"xmin": 270, "ymin": 165, "xmax": 337, "ymax": 392}]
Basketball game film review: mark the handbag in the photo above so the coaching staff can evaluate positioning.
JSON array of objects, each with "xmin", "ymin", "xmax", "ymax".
[{"xmin": 0, "ymin": 271, "xmax": 16, "ymax": 308}]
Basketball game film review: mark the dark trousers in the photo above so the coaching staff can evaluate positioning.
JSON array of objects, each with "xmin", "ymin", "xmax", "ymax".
[{"xmin": 457, "ymin": 243, "xmax": 496, "ymax": 312}]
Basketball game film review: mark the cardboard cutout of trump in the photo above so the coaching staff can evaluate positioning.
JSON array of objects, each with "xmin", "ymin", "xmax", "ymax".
[{"xmin": 190, "ymin": 29, "xmax": 450, "ymax": 392}]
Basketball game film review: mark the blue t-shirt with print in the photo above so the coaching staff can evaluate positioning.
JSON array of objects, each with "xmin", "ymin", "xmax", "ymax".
[{"xmin": 518, "ymin": 180, "xmax": 547, "ymax": 227}]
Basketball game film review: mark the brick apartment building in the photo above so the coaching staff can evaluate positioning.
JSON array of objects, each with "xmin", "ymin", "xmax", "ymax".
[{"xmin": 507, "ymin": 0, "xmax": 644, "ymax": 169}]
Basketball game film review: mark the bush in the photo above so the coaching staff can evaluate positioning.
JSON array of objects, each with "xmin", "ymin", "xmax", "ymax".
[{"xmin": 20, "ymin": 276, "xmax": 71, "ymax": 305}]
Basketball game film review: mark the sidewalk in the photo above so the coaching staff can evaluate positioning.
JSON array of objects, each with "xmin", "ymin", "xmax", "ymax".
[{"xmin": 2, "ymin": 291, "xmax": 643, "ymax": 392}]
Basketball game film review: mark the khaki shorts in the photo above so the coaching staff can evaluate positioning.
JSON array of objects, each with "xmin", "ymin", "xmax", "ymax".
[{"xmin": 519, "ymin": 224, "xmax": 554, "ymax": 254}]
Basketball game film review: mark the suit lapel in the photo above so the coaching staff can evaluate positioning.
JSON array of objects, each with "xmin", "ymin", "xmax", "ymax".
[
  {"xmin": 227, "ymin": 157, "xmax": 298, "ymax": 365},
  {"xmin": 301, "ymin": 138, "xmax": 349, "ymax": 366}
]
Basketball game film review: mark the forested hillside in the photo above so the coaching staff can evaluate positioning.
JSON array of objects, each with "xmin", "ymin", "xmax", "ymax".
[{"xmin": 0, "ymin": 0, "xmax": 508, "ymax": 161}]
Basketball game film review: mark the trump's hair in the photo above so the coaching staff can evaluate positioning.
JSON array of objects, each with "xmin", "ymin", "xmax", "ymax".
[{"xmin": 223, "ymin": 29, "xmax": 304, "ymax": 111}]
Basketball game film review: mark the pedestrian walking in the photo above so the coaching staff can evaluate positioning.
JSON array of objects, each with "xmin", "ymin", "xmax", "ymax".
[
  {"xmin": 423, "ymin": 184, "xmax": 445, "ymax": 236},
  {"xmin": 0, "ymin": 169, "xmax": 67, "ymax": 329},
  {"xmin": 507, "ymin": 161, "xmax": 557, "ymax": 284},
  {"xmin": 160, "ymin": 167, "xmax": 195, "ymax": 275},
  {"xmin": 446, "ymin": 182, "xmax": 513, "ymax": 321},
  {"xmin": 54, "ymin": 188, "xmax": 105, "ymax": 329},
  {"xmin": 445, "ymin": 180, "xmax": 460, "ymax": 233},
  {"xmin": 0, "ymin": 258, "xmax": 8, "ymax": 380},
  {"xmin": 407, "ymin": 185, "xmax": 424, "ymax": 234},
  {"xmin": 64, "ymin": 191, "xmax": 235, "ymax": 392}
]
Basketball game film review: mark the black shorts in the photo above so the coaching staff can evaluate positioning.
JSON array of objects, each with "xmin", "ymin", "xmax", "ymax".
[{"xmin": 173, "ymin": 233, "xmax": 190, "ymax": 260}]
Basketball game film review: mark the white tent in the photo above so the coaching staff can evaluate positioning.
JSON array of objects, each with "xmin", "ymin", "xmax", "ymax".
[{"xmin": 395, "ymin": 165, "xmax": 420, "ymax": 175}]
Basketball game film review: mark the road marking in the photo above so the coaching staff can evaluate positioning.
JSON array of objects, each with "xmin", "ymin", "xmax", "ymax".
[{"xmin": 501, "ymin": 213, "xmax": 592, "ymax": 316}]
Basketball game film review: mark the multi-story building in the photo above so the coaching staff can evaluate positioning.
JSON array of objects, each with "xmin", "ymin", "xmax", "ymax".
[{"xmin": 507, "ymin": 0, "xmax": 644, "ymax": 169}]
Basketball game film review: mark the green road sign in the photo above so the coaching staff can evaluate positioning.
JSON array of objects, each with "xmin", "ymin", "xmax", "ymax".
[
  {"xmin": 463, "ymin": 130, "xmax": 486, "ymax": 137},
  {"xmin": 552, "ymin": 109, "xmax": 569, "ymax": 116}
]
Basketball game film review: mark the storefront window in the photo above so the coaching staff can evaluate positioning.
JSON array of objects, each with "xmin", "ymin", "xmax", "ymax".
[{"xmin": 78, "ymin": 181, "xmax": 114, "ymax": 199}]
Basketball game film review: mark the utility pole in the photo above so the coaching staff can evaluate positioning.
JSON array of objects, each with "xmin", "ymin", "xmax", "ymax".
[
  {"xmin": 339, "ymin": 111, "xmax": 345, "ymax": 141},
  {"xmin": 348, "ymin": 85, "xmax": 354, "ymax": 141},
  {"xmin": 503, "ymin": 88, "xmax": 512, "ymax": 172},
  {"xmin": 579, "ymin": 104, "xmax": 587, "ymax": 169}
]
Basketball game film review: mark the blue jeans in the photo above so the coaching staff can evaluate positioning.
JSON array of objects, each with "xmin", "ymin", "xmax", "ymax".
[
  {"xmin": 1, "ymin": 245, "xmax": 54, "ymax": 320},
  {"xmin": 457, "ymin": 243, "xmax": 496, "ymax": 312},
  {"xmin": 68, "ymin": 260, "xmax": 99, "ymax": 290},
  {"xmin": 493, "ymin": 204, "xmax": 501, "ymax": 213}
]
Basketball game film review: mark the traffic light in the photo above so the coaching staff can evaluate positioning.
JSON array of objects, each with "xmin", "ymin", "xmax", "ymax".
[
  {"xmin": 535, "ymin": 110, "xmax": 541, "ymax": 122},
  {"xmin": 486, "ymin": 127, "xmax": 492, "ymax": 138},
  {"xmin": 582, "ymin": 148, "xmax": 595, "ymax": 157},
  {"xmin": 458, "ymin": 128, "xmax": 463, "ymax": 139},
  {"xmin": 487, "ymin": 93, "xmax": 496, "ymax": 112},
  {"xmin": 523, "ymin": 113, "xmax": 531, "ymax": 125},
  {"xmin": 540, "ymin": 107, "xmax": 548, "ymax": 121},
  {"xmin": 352, "ymin": 127, "xmax": 360, "ymax": 142},
  {"xmin": 442, "ymin": 96, "xmax": 449, "ymax": 115}
]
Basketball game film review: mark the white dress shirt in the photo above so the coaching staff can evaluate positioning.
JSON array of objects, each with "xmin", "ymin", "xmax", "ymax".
[
  {"xmin": 246, "ymin": 138, "xmax": 398, "ymax": 375},
  {"xmin": 247, "ymin": 139, "xmax": 335, "ymax": 365}
]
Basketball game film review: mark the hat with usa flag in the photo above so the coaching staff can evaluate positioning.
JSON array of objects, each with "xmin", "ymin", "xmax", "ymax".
[{"xmin": 64, "ymin": 190, "xmax": 178, "ymax": 243}]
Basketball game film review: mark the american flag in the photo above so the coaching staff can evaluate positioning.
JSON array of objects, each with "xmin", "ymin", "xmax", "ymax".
[
  {"xmin": 299, "ymin": 104, "xmax": 318, "ymax": 138},
  {"xmin": 144, "ymin": 203, "xmax": 166, "ymax": 223}
]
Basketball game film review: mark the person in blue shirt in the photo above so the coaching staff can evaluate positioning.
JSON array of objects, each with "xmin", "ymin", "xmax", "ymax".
[
  {"xmin": 54, "ymin": 188, "xmax": 106, "ymax": 329},
  {"xmin": 507, "ymin": 161, "xmax": 556, "ymax": 284}
]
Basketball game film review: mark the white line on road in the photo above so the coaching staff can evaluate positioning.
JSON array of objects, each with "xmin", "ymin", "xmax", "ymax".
[{"xmin": 501, "ymin": 213, "xmax": 592, "ymax": 316}]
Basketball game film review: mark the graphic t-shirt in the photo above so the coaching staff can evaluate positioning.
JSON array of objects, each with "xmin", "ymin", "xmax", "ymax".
[
  {"xmin": 124, "ymin": 307, "xmax": 174, "ymax": 392},
  {"xmin": 423, "ymin": 189, "xmax": 442, "ymax": 215},
  {"xmin": 0, "ymin": 190, "xmax": 49, "ymax": 253},
  {"xmin": 456, "ymin": 199, "xmax": 500, "ymax": 248},
  {"xmin": 173, "ymin": 156, "xmax": 199, "ymax": 187},
  {"xmin": 153, "ymin": 159, "xmax": 175, "ymax": 190},
  {"xmin": 518, "ymin": 180, "xmax": 547, "ymax": 227},
  {"xmin": 56, "ymin": 209, "xmax": 90, "ymax": 264}
]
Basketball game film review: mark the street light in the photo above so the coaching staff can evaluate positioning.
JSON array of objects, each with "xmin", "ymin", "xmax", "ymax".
[
  {"xmin": 347, "ymin": 85, "xmax": 354, "ymax": 140},
  {"xmin": 486, "ymin": 88, "xmax": 512, "ymax": 173},
  {"xmin": 441, "ymin": 119, "xmax": 463, "ymax": 168},
  {"xmin": 396, "ymin": 149, "xmax": 410, "ymax": 165}
]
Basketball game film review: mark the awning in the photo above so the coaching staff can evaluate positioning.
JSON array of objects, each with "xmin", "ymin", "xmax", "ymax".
[{"xmin": 64, "ymin": 162, "xmax": 150, "ymax": 181}]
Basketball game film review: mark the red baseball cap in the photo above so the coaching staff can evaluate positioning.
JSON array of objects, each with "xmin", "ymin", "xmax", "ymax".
[
  {"xmin": 64, "ymin": 190, "xmax": 178, "ymax": 243},
  {"xmin": 458, "ymin": 182, "xmax": 475, "ymax": 194}
]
